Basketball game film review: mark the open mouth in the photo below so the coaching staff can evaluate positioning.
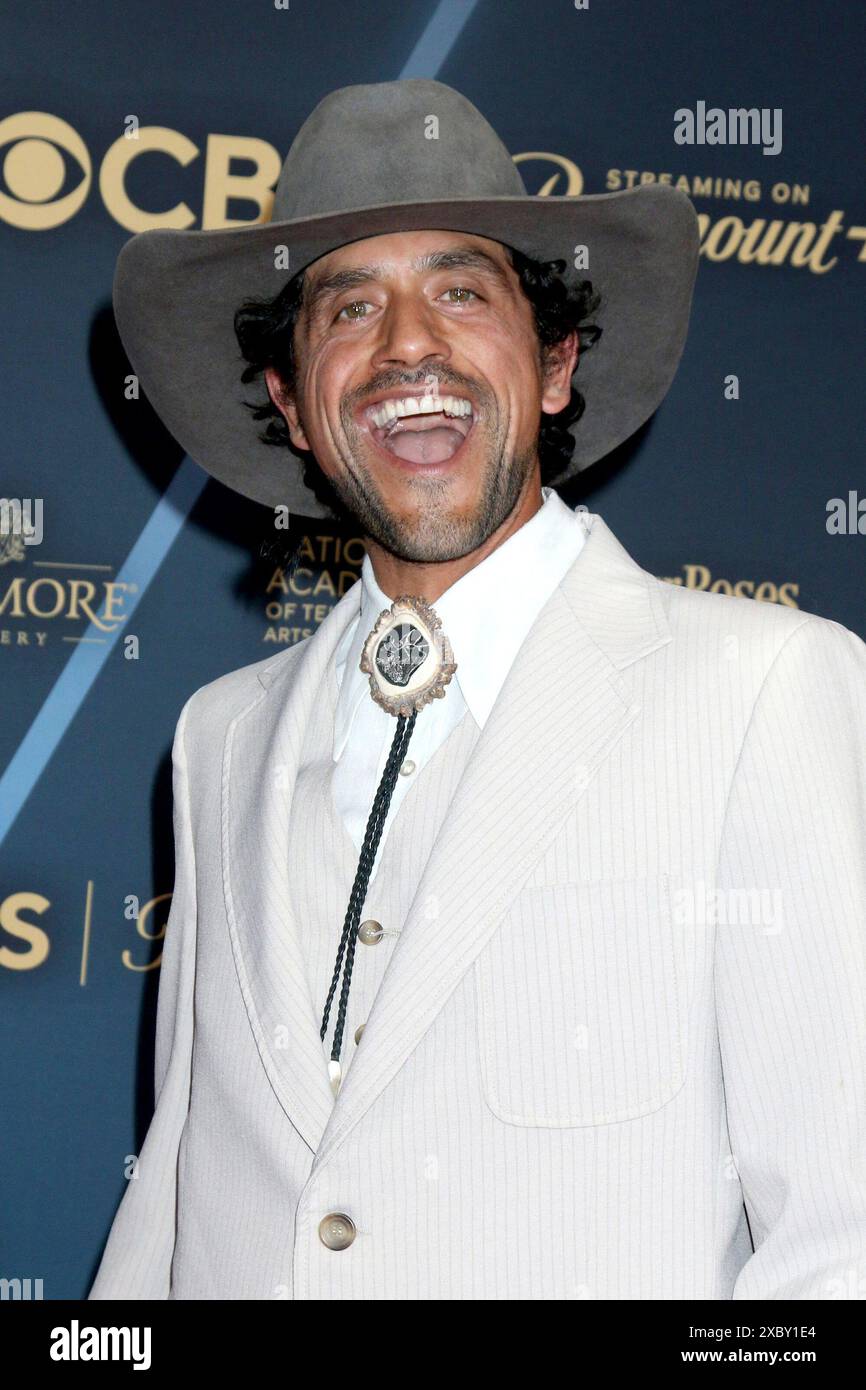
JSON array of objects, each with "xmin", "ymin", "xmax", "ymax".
[{"xmin": 362, "ymin": 393, "xmax": 475, "ymax": 466}]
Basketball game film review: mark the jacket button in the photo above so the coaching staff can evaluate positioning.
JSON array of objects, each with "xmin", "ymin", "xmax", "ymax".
[
  {"xmin": 318, "ymin": 1212, "xmax": 356, "ymax": 1251},
  {"xmin": 358, "ymin": 920, "xmax": 383, "ymax": 945},
  {"xmin": 354, "ymin": 1022, "xmax": 366, "ymax": 1045}
]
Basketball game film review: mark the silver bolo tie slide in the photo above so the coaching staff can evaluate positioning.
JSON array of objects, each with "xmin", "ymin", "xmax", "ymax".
[{"xmin": 320, "ymin": 594, "xmax": 457, "ymax": 1096}]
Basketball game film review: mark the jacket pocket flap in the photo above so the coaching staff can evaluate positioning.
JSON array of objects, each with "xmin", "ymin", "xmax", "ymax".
[{"xmin": 475, "ymin": 875, "xmax": 686, "ymax": 1127}]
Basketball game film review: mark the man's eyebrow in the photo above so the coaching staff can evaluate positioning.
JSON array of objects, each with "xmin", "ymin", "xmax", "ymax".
[
  {"xmin": 411, "ymin": 246, "xmax": 512, "ymax": 288},
  {"xmin": 303, "ymin": 244, "xmax": 512, "ymax": 316}
]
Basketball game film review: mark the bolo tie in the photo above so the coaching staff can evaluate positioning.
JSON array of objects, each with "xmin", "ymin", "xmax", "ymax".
[{"xmin": 320, "ymin": 593, "xmax": 457, "ymax": 1096}]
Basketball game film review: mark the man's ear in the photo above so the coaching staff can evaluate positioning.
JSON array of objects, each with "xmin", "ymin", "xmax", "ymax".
[
  {"xmin": 264, "ymin": 365, "xmax": 311, "ymax": 452},
  {"xmin": 540, "ymin": 331, "xmax": 579, "ymax": 417}
]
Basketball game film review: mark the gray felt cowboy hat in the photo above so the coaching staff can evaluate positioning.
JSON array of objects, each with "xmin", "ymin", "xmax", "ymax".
[{"xmin": 112, "ymin": 78, "xmax": 700, "ymax": 518}]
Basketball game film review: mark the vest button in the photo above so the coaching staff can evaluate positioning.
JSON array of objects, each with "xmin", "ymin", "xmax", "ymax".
[
  {"xmin": 318, "ymin": 1212, "xmax": 356, "ymax": 1251},
  {"xmin": 358, "ymin": 919, "xmax": 383, "ymax": 945},
  {"xmin": 399, "ymin": 758, "xmax": 416, "ymax": 776},
  {"xmin": 354, "ymin": 1022, "xmax": 366, "ymax": 1045}
]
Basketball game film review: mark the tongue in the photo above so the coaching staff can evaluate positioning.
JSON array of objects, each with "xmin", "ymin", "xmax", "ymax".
[{"xmin": 383, "ymin": 426, "xmax": 465, "ymax": 464}]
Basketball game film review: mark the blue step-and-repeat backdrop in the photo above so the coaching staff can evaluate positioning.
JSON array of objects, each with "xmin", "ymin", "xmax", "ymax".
[{"xmin": 1, "ymin": 0, "xmax": 863, "ymax": 1299}]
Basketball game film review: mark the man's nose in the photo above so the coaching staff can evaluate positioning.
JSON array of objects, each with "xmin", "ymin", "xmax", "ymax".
[{"xmin": 371, "ymin": 294, "xmax": 450, "ymax": 371}]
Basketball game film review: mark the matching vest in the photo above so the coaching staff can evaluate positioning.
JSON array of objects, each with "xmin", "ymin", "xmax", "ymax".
[{"xmin": 286, "ymin": 660, "xmax": 481, "ymax": 1083}]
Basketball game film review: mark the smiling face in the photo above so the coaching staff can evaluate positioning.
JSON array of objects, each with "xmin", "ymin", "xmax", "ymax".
[{"xmin": 265, "ymin": 229, "xmax": 577, "ymax": 570}]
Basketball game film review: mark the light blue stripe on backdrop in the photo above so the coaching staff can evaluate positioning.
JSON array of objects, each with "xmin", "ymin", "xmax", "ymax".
[
  {"xmin": 0, "ymin": 462, "xmax": 208, "ymax": 844},
  {"xmin": 399, "ymin": 0, "xmax": 480, "ymax": 77},
  {"xmin": 0, "ymin": 0, "xmax": 482, "ymax": 847}
]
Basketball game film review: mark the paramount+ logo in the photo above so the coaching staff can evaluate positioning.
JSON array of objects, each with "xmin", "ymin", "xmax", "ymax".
[{"xmin": 0, "ymin": 111, "xmax": 585, "ymax": 233}]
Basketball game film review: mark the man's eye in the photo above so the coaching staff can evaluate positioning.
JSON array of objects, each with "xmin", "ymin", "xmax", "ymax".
[
  {"xmin": 336, "ymin": 301, "xmax": 371, "ymax": 321},
  {"xmin": 335, "ymin": 288, "xmax": 477, "ymax": 320},
  {"xmin": 441, "ymin": 286, "xmax": 477, "ymax": 304}
]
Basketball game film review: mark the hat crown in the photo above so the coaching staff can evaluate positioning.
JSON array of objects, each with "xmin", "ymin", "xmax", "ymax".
[{"xmin": 272, "ymin": 79, "xmax": 527, "ymax": 222}]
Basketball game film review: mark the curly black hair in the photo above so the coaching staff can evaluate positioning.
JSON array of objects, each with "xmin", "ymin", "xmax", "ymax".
[{"xmin": 234, "ymin": 245, "xmax": 601, "ymax": 522}]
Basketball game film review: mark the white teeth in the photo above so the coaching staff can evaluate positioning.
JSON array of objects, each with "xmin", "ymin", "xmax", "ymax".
[{"xmin": 368, "ymin": 395, "xmax": 473, "ymax": 429}]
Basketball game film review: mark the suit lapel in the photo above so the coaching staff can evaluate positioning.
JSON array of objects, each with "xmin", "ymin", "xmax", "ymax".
[
  {"xmin": 221, "ymin": 580, "xmax": 362, "ymax": 1154},
  {"xmin": 314, "ymin": 512, "xmax": 672, "ymax": 1167},
  {"xmin": 221, "ymin": 509, "xmax": 671, "ymax": 1163}
]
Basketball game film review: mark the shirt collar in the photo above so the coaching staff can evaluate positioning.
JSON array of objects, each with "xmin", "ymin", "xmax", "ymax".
[{"xmin": 332, "ymin": 486, "xmax": 587, "ymax": 760}]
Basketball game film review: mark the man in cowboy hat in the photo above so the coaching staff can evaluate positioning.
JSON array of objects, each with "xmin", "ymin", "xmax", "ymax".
[{"xmin": 90, "ymin": 80, "xmax": 866, "ymax": 1301}]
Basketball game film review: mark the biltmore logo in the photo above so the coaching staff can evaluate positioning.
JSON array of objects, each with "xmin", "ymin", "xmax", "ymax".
[{"xmin": 0, "ymin": 536, "xmax": 135, "ymax": 650}]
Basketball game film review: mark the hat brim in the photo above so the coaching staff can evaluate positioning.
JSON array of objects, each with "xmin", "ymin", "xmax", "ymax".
[{"xmin": 112, "ymin": 183, "xmax": 699, "ymax": 517}]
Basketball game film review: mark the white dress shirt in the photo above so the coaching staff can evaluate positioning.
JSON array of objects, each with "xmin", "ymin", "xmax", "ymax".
[{"xmin": 331, "ymin": 486, "xmax": 587, "ymax": 876}]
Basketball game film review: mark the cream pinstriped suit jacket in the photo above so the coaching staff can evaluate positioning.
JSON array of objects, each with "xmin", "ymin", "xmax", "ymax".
[{"xmin": 89, "ymin": 510, "xmax": 866, "ymax": 1300}]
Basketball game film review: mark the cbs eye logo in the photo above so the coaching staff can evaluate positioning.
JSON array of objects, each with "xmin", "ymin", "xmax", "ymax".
[{"xmin": 0, "ymin": 112, "xmax": 92, "ymax": 229}]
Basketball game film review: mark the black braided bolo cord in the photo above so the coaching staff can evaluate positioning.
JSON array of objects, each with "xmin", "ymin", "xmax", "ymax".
[{"xmin": 320, "ymin": 708, "xmax": 419, "ymax": 1071}]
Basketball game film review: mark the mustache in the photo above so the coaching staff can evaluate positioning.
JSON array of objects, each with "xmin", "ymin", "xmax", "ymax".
[{"xmin": 342, "ymin": 366, "xmax": 491, "ymax": 416}]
